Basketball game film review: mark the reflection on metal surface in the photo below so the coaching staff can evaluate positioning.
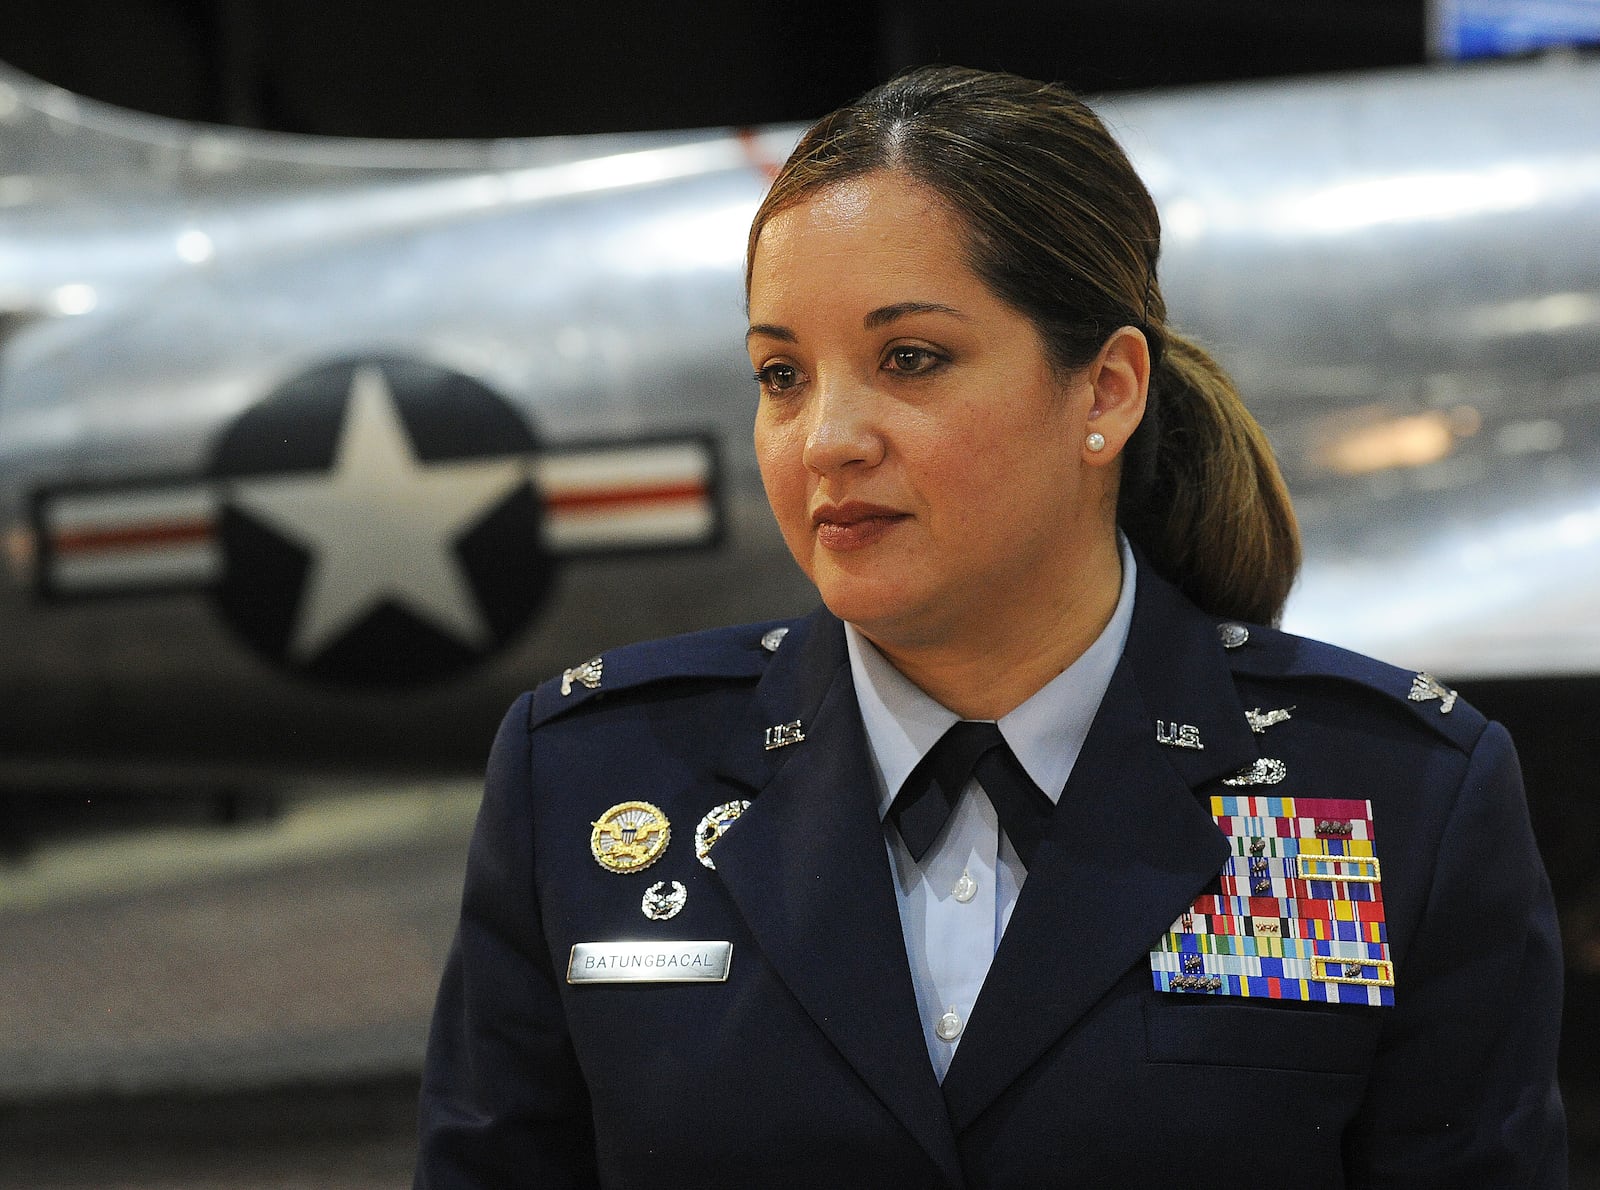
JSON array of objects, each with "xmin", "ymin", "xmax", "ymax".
[
  {"xmin": 1099, "ymin": 57, "xmax": 1600, "ymax": 682},
  {"xmin": 1459, "ymin": 292, "xmax": 1600, "ymax": 338},
  {"xmin": 174, "ymin": 227, "xmax": 214, "ymax": 264},
  {"xmin": 1310, "ymin": 407, "xmax": 1480, "ymax": 477},
  {"xmin": 1281, "ymin": 166, "xmax": 1546, "ymax": 233},
  {"xmin": 1496, "ymin": 419, "xmax": 1565, "ymax": 456},
  {"xmin": 48, "ymin": 282, "xmax": 97, "ymax": 315},
  {"xmin": 1392, "ymin": 292, "xmax": 1600, "ymax": 343},
  {"xmin": 1289, "ymin": 490, "xmax": 1600, "ymax": 679}
]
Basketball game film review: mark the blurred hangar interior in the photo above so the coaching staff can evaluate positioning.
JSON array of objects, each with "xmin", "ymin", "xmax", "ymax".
[{"xmin": 0, "ymin": 0, "xmax": 1598, "ymax": 1184}]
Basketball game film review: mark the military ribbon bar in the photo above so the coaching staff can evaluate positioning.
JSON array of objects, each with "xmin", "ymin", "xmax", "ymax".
[{"xmin": 1151, "ymin": 796, "xmax": 1395, "ymax": 1006}]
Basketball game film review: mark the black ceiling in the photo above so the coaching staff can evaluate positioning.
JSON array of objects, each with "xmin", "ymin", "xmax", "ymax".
[{"xmin": 0, "ymin": 0, "xmax": 1426, "ymax": 137}]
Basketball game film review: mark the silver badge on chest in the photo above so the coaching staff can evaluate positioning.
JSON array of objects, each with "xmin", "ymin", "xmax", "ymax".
[
  {"xmin": 641, "ymin": 880, "xmax": 688, "ymax": 920},
  {"xmin": 694, "ymin": 800, "xmax": 751, "ymax": 870},
  {"xmin": 1221, "ymin": 757, "xmax": 1289, "ymax": 787}
]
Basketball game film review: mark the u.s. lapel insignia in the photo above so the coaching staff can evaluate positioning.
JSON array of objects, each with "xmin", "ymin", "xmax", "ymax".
[
  {"xmin": 1150, "ymin": 796, "xmax": 1394, "ymax": 1006},
  {"xmin": 590, "ymin": 800, "xmax": 670, "ymax": 873},
  {"xmin": 1221, "ymin": 758, "xmax": 1288, "ymax": 787},
  {"xmin": 1408, "ymin": 671, "xmax": 1457, "ymax": 714},
  {"xmin": 764, "ymin": 720, "xmax": 805, "ymax": 750},
  {"xmin": 641, "ymin": 880, "xmax": 687, "ymax": 920},
  {"xmin": 1245, "ymin": 706, "xmax": 1294, "ymax": 733},
  {"xmin": 1155, "ymin": 721, "xmax": 1204, "ymax": 750},
  {"xmin": 694, "ymin": 800, "xmax": 751, "ymax": 870},
  {"xmin": 561, "ymin": 656, "xmax": 604, "ymax": 696}
]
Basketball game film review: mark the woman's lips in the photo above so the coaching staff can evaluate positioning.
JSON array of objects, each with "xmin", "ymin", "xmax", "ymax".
[{"xmin": 811, "ymin": 503, "xmax": 909, "ymax": 552}]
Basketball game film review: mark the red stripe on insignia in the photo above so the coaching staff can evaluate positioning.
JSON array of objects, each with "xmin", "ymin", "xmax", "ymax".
[
  {"xmin": 543, "ymin": 481, "xmax": 707, "ymax": 512},
  {"xmin": 52, "ymin": 519, "xmax": 216, "ymax": 555}
]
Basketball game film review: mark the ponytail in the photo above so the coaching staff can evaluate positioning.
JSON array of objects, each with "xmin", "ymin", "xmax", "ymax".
[{"xmin": 1118, "ymin": 331, "xmax": 1301, "ymax": 626}]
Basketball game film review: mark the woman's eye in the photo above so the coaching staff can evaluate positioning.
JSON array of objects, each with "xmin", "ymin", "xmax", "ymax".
[
  {"xmin": 884, "ymin": 346, "xmax": 943, "ymax": 375},
  {"xmin": 753, "ymin": 363, "xmax": 800, "ymax": 392}
]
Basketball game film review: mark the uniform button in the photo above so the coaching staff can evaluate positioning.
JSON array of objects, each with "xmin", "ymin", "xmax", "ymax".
[
  {"xmin": 1217, "ymin": 622, "xmax": 1250, "ymax": 649},
  {"xmin": 952, "ymin": 871, "xmax": 978, "ymax": 903},
  {"xmin": 935, "ymin": 1009, "xmax": 963, "ymax": 1041},
  {"xmin": 760, "ymin": 626, "xmax": 789, "ymax": 652}
]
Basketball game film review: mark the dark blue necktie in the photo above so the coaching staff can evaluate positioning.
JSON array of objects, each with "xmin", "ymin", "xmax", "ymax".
[{"xmin": 887, "ymin": 721, "xmax": 1055, "ymax": 867}]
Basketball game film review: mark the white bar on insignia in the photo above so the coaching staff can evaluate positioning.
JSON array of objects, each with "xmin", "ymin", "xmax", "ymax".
[
  {"xmin": 46, "ymin": 484, "xmax": 219, "ymax": 533},
  {"xmin": 567, "ymin": 940, "xmax": 733, "ymax": 984},
  {"xmin": 537, "ymin": 441, "xmax": 711, "ymax": 491},
  {"xmin": 53, "ymin": 543, "xmax": 221, "ymax": 591},
  {"xmin": 545, "ymin": 503, "xmax": 713, "ymax": 550}
]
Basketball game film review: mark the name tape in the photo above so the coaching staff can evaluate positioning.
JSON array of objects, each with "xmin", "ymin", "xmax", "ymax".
[{"xmin": 567, "ymin": 940, "xmax": 733, "ymax": 984}]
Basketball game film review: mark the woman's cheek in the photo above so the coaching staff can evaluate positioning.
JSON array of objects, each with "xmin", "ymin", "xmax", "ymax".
[{"xmin": 755, "ymin": 425, "xmax": 807, "ymax": 542}]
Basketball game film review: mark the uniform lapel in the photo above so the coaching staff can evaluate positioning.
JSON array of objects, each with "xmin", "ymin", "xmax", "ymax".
[
  {"xmin": 940, "ymin": 569, "xmax": 1260, "ymax": 1133},
  {"xmin": 709, "ymin": 609, "xmax": 963, "ymax": 1187}
]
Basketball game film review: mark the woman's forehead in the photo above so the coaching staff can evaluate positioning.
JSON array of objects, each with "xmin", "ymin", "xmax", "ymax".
[
  {"xmin": 749, "ymin": 173, "xmax": 979, "ymax": 312},
  {"xmin": 755, "ymin": 170, "xmax": 952, "ymax": 248}
]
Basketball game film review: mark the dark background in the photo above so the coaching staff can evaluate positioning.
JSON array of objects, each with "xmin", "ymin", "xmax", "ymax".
[{"xmin": 0, "ymin": 0, "xmax": 1426, "ymax": 136}]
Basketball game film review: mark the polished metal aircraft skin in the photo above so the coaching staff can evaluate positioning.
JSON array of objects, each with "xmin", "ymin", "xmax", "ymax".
[{"xmin": 0, "ymin": 56, "xmax": 1596, "ymax": 779}]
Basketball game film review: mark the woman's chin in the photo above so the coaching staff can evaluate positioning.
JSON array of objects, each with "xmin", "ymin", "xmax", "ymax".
[{"xmin": 813, "ymin": 575, "xmax": 931, "ymax": 641}]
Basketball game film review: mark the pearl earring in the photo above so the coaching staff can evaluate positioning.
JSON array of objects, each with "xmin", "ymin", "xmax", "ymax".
[{"xmin": 1086, "ymin": 431, "xmax": 1107, "ymax": 453}]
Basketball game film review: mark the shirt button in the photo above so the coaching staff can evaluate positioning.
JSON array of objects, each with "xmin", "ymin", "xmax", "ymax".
[
  {"xmin": 953, "ymin": 871, "xmax": 978, "ymax": 903},
  {"xmin": 935, "ymin": 1009, "xmax": 964, "ymax": 1041}
]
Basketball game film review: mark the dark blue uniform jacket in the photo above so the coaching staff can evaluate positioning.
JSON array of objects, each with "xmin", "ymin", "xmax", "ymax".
[{"xmin": 416, "ymin": 566, "xmax": 1566, "ymax": 1188}]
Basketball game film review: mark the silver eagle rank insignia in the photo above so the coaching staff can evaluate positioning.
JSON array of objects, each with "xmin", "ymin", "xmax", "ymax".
[
  {"xmin": 1408, "ymin": 671, "xmax": 1457, "ymax": 714},
  {"xmin": 561, "ymin": 655, "xmax": 604, "ymax": 696}
]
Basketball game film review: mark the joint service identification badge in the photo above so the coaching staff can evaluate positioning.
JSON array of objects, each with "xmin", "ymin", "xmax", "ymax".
[{"xmin": 590, "ymin": 800, "xmax": 671, "ymax": 873}]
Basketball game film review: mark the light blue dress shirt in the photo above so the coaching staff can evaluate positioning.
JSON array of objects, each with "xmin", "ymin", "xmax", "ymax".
[{"xmin": 844, "ymin": 538, "xmax": 1137, "ymax": 1081}]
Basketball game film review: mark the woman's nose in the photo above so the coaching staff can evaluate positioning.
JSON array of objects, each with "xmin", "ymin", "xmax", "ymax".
[{"xmin": 801, "ymin": 378, "xmax": 885, "ymax": 475}]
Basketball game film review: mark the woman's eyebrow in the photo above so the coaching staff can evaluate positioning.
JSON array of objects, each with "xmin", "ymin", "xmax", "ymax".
[
  {"xmin": 745, "ymin": 323, "xmax": 794, "ymax": 343},
  {"xmin": 746, "ymin": 301, "xmax": 966, "ymax": 342},
  {"xmin": 864, "ymin": 301, "xmax": 965, "ymax": 328}
]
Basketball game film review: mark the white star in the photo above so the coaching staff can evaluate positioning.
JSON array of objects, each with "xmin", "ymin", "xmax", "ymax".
[{"xmin": 229, "ymin": 365, "xmax": 527, "ymax": 661}]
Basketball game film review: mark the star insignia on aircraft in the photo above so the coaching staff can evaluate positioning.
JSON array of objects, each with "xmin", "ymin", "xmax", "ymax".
[
  {"xmin": 229, "ymin": 365, "xmax": 525, "ymax": 662},
  {"xmin": 31, "ymin": 354, "xmax": 723, "ymax": 688}
]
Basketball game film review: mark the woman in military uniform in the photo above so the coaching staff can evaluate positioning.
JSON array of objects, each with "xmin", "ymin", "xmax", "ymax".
[{"xmin": 416, "ymin": 66, "xmax": 1565, "ymax": 1188}]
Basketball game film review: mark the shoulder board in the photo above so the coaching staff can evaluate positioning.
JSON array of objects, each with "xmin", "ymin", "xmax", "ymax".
[
  {"xmin": 1213, "ymin": 618, "xmax": 1487, "ymax": 754},
  {"xmin": 527, "ymin": 618, "xmax": 799, "ymax": 728}
]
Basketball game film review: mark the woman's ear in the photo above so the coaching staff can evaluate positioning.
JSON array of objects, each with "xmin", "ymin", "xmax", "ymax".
[{"xmin": 1081, "ymin": 326, "xmax": 1149, "ymax": 466}]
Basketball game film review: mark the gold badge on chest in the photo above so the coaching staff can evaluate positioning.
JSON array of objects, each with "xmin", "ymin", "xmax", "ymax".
[{"xmin": 590, "ymin": 800, "xmax": 671, "ymax": 873}]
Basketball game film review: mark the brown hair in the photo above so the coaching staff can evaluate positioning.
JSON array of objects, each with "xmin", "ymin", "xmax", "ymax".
[{"xmin": 746, "ymin": 65, "xmax": 1300, "ymax": 625}]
